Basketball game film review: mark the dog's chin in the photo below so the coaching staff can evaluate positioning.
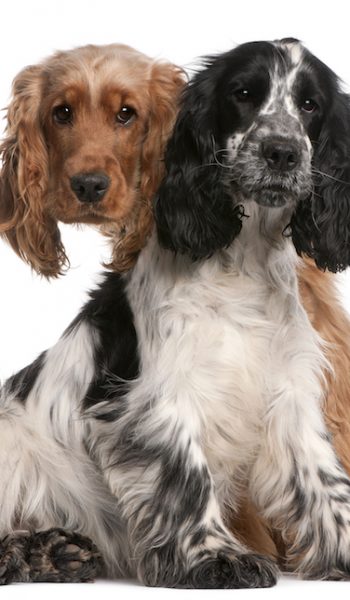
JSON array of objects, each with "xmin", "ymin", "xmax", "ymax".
[
  {"xmin": 250, "ymin": 188, "xmax": 298, "ymax": 208},
  {"xmin": 231, "ymin": 179, "xmax": 302, "ymax": 209},
  {"xmin": 57, "ymin": 204, "xmax": 114, "ymax": 226}
]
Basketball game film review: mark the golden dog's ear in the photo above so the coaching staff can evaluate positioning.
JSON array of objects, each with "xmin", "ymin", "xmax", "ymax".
[
  {"xmin": 141, "ymin": 61, "xmax": 186, "ymax": 203},
  {"xmin": 0, "ymin": 65, "xmax": 67, "ymax": 277},
  {"xmin": 108, "ymin": 61, "xmax": 186, "ymax": 272}
]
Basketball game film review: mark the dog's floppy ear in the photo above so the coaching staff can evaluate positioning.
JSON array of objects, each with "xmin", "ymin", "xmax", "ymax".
[
  {"xmin": 291, "ymin": 87, "xmax": 350, "ymax": 273},
  {"xmin": 154, "ymin": 63, "xmax": 243, "ymax": 259},
  {"xmin": 108, "ymin": 61, "xmax": 185, "ymax": 272},
  {"xmin": 0, "ymin": 65, "xmax": 67, "ymax": 277}
]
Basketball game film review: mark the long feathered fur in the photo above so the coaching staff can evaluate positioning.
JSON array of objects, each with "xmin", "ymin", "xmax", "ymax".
[{"xmin": 2, "ymin": 39, "xmax": 350, "ymax": 587}]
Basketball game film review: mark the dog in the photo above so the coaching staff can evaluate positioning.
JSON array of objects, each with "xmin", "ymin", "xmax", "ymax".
[
  {"xmin": 2, "ymin": 38, "xmax": 350, "ymax": 588},
  {"xmin": 0, "ymin": 43, "xmax": 183, "ymax": 276}
]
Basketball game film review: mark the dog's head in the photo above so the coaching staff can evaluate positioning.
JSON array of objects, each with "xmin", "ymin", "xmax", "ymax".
[
  {"xmin": 156, "ymin": 39, "xmax": 350, "ymax": 272},
  {"xmin": 0, "ymin": 44, "xmax": 184, "ymax": 276}
]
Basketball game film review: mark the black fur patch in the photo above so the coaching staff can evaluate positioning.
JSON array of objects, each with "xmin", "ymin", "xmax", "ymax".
[
  {"xmin": 78, "ymin": 273, "xmax": 138, "ymax": 411},
  {"xmin": 5, "ymin": 351, "xmax": 46, "ymax": 402},
  {"xmin": 18, "ymin": 272, "xmax": 139, "ymax": 415}
]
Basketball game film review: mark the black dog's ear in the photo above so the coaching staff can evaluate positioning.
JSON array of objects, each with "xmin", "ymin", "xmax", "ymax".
[
  {"xmin": 154, "ymin": 66, "xmax": 243, "ymax": 259},
  {"xmin": 291, "ymin": 89, "xmax": 350, "ymax": 273}
]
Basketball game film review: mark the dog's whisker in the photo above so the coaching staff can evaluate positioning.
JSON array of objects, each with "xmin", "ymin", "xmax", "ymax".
[{"xmin": 312, "ymin": 167, "xmax": 350, "ymax": 186}]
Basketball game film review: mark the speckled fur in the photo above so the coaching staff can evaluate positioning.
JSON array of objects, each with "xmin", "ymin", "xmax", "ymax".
[{"xmin": 2, "ymin": 39, "xmax": 350, "ymax": 588}]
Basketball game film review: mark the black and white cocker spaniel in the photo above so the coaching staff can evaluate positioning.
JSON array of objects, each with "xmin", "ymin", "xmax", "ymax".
[{"xmin": 2, "ymin": 38, "xmax": 350, "ymax": 588}]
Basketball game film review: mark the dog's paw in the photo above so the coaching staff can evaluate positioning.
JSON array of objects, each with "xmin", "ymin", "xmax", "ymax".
[
  {"xmin": 29, "ymin": 528, "xmax": 103, "ymax": 583},
  {"xmin": 185, "ymin": 552, "xmax": 279, "ymax": 589}
]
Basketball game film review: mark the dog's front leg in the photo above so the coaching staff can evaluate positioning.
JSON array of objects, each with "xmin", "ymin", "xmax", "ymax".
[
  {"xmin": 250, "ymin": 316, "xmax": 350, "ymax": 579},
  {"xmin": 91, "ymin": 396, "xmax": 278, "ymax": 589}
]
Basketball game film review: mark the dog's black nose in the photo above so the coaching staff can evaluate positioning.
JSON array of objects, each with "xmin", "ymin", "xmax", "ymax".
[
  {"xmin": 70, "ymin": 172, "xmax": 110, "ymax": 203},
  {"xmin": 262, "ymin": 140, "xmax": 299, "ymax": 172}
]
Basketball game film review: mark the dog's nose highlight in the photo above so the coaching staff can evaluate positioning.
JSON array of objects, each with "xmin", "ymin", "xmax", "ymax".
[
  {"xmin": 70, "ymin": 172, "xmax": 110, "ymax": 203},
  {"xmin": 262, "ymin": 141, "xmax": 299, "ymax": 172}
]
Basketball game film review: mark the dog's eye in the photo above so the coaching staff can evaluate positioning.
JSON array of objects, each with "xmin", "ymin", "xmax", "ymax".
[
  {"xmin": 235, "ymin": 89, "xmax": 251, "ymax": 102},
  {"xmin": 301, "ymin": 99, "xmax": 318, "ymax": 113},
  {"xmin": 116, "ymin": 106, "xmax": 136, "ymax": 125},
  {"xmin": 53, "ymin": 104, "xmax": 73, "ymax": 124}
]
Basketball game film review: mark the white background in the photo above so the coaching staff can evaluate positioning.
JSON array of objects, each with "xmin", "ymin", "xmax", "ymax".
[{"xmin": 1, "ymin": 0, "xmax": 350, "ymax": 597}]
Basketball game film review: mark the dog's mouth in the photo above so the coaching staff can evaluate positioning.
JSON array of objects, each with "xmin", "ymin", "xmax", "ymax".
[
  {"xmin": 51, "ymin": 187, "xmax": 116, "ymax": 225},
  {"xmin": 72, "ymin": 197, "xmax": 110, "ymax": 219},
  {"xmin": 60, "ymin": 209, "xmax": 112, "ymax": 226},
  {"xmin": 232, "ymin": 180, "xmax": 302, "ymax": 209},
  {"xmin": 230, "ymin": 168, "xmax": 310, "ymax": 209}
]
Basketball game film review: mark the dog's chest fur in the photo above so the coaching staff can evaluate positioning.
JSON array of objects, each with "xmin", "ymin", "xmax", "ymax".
[{"xmin": 127, "ymin": 203, "xmax": 305, "ymax": 503}]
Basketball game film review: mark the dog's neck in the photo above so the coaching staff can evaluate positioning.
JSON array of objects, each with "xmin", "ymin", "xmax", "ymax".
[
  {"xmin": 213, "ymin": 199, "xmax": 298, "ymax": 298},
  {"xmin": 133, "ymin": 199, "xmax": 298, "ymax": 295},
  {"xmin": 225, "ymin": 199, "xmax": 295, "ymax": 270}
]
